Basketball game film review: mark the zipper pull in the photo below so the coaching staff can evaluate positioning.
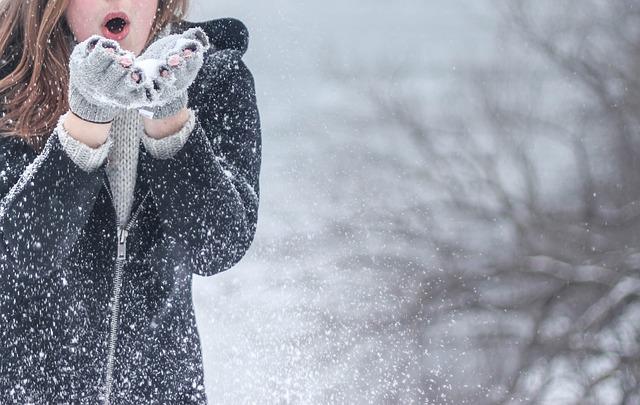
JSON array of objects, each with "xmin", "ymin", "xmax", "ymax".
[{"xmin": 117, "ymin": 227, "xmax": 128, "ymax": 260}]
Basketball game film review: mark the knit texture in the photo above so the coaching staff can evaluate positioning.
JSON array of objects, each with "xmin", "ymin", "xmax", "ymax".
[
  {"xmin": 147, "ymin": 93, "xmax": 188, "ymax": 120},
  {"xmin": 56, "ymin": 112, "xmax": 113, "ymax": 172},
  {"xmin": 140, "ymin": 109, "xmax": 195, "ymax": 159},
  {"xmin": 133, "ymin": 27, "xmax": 210, "ymax": 119},
  {"xmin": 67, "ymin": 85, "xmax": 119, "ymax": 124},
  {"xmin": 68, "ymin": 36, "xmax": 136, "ymax": 123},
  {"xmin": 58, "ymin": 109, "xmax": 195, "ymax": 226},
  {"xmin": 104, "ymin": 109, "xmax": 141, "ymax": 226}
]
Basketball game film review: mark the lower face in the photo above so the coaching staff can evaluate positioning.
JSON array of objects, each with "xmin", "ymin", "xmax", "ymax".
[{"xmin": 64, "ymin": 0, "xmax": 159, "ymax": 56}]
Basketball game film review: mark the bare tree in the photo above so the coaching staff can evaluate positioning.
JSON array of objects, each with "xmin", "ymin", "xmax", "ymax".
[
  {"xmin": 420, "ymin": 1, "xmax": 640, "ymax": 403},
  {"xmin": 319, "ymin": 1, "xmax": 640, "ymax": 404}
]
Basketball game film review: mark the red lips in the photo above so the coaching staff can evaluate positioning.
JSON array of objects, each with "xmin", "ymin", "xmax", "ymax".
[{"xmin": 102, "ymin": 12, "xmax": 130, "ymax": 41}]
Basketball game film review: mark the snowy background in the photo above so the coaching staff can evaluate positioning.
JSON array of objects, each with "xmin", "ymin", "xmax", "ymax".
[{"xmin": 186, "ymin": 1, "xmax": 640, "ymax": 404}]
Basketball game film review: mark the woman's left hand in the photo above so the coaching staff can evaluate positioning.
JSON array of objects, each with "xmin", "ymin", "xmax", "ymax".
[{"xmin": 129, "ymin": 27, "xmax": 211, "ymax": 119}]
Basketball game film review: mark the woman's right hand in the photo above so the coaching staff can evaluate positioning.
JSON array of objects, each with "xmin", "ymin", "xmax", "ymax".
[{"xmin": 67, "ymin": 36, "xmax": 137, "ymax": 124}]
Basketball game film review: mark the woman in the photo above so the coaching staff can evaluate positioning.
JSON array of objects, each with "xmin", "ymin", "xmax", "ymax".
[{"xmin": 0, "ymin": 0, "xmax": 261, "ymax": 402}]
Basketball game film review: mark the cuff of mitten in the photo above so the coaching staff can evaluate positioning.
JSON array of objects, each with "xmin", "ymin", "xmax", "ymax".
[
  {"xmin": 68, "ymin": 85, "xmax": 117, "ymax": 123},
  {"xmin": 150, "ymin": 92, "xmax": 188, "ymax": 120},
  {"xmin": 141, "ymin": 108, "xmax": 195, "ymax": 160},
  {"xmin": 56, "ymin": 112, "xmax": 113, "ymax": 173}
]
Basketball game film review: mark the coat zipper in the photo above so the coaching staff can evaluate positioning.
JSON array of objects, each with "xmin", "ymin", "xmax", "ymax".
[{"xmin": 101, "ymin": 177, "xmax": 150, "ymax": 404}]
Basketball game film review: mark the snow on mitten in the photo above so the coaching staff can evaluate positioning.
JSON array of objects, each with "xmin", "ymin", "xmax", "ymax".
[
  {"xmin": 68, "ymin": 36, "xmax": 139, "ymax": 123},
  {"xmin": 131, "ymin": 27, "xmax": 211, "ymax": 119}
]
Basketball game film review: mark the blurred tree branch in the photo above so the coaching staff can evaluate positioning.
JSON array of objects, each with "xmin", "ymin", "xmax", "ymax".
[{"xmin": 318, "ymin": 1, "xmax": 640, "ymax": 403}]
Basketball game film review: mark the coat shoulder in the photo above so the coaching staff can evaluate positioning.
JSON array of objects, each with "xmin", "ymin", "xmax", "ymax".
[{"xmin": 172, "ymin": 18, "xmax": 250, "ymax": 56}]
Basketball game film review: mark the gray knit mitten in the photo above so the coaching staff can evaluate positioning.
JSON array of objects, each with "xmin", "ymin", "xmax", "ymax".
[
  {"xmin": 131, "ymin": 27, "xmax": 211, "ymax": 119},
  {"xmin": 68, "ymin": 36, "xmax": 139, "ymax": 123}
]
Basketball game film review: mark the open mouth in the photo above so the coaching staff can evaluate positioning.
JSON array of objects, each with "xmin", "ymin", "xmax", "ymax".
[
  {"xmin": 102, "ymin": 12, "xmax": 130, "ymax": 41},
  {"xmin": 106, "ymin": 17, "xmax": 127, "ymax": 34}
]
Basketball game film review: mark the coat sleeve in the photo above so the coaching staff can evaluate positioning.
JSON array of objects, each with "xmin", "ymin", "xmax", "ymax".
[
  {"xmin": 140, "ymin": 47, "xmax": 262, "ymax": 277},
  {"xmin": 0, "ymin": 130, "xmax": 107, "ymax": 270}
]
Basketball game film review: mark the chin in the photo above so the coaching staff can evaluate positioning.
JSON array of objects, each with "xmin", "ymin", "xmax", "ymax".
[
  {"xmin": 117, "ymin": 39, "xmax": 142, "ymax": 55},
  {"xmin": 131, "ymin": 44, "xmax": 146, "ymax": 56},
  {"xmin": 119, "ymin": 40, "xmax": 136, "ymax": 53}
]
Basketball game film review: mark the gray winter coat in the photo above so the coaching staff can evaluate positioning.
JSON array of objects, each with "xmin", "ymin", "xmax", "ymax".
[{"xmin": 0, "ymin": 18, "xmax": 261, "ymax": 404}]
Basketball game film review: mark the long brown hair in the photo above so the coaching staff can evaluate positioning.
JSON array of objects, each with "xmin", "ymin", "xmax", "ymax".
[{"xmin": 0, "ymin": 0, "xmax": 189, "ymax": 153}]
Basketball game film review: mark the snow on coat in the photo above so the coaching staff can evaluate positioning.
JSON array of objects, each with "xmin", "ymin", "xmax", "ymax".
[{"xmin": 0, "ymin": 18, "xmax": 261, "ymax": 404}]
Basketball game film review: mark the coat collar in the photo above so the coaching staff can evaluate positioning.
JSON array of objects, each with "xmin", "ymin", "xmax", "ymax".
[{"xmin": 170, "ymin": 18, "xmax": 249, "ymax": 56}]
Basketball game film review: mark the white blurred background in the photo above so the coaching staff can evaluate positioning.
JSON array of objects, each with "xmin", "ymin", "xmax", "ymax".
[{"xmin": 187, "ymin": 1, "xmax": 640, "ymax": 404}]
